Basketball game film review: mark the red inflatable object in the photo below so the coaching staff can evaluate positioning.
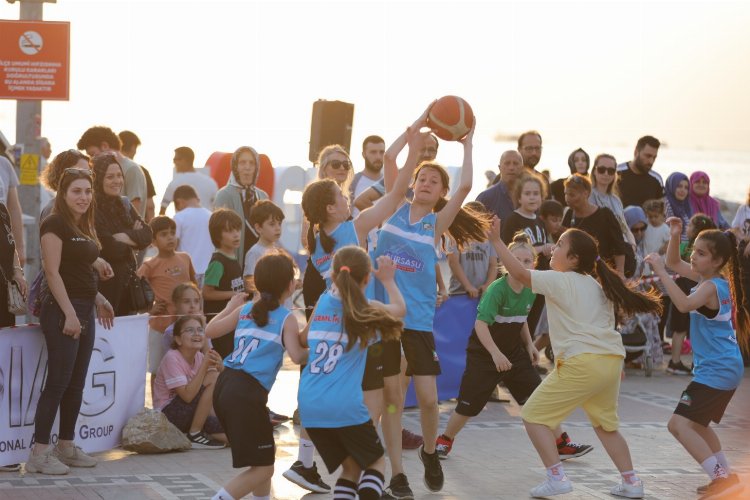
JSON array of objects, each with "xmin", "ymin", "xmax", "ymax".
[{"xmin": 206, "ymin": 151, "xmax": 274, "ymax": 199}]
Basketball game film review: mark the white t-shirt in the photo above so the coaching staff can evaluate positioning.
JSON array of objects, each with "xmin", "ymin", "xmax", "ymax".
[
  {"xmin": 732, "ymin": 204, "xmax": 750, "ymax": 237},
  {"xmin": 351, "ymin": 173, "xmax": 381, "ymax": 217},
  {"xmin": 161, "ymin": 171, "xmax": 219, "ymax": 211},
  {"xmin": 174, "ymin": 206, "xmax": 214, "ymax": 274},
  {"xmin": 530, "ymin": 270, "xmax": 625, "ymax": 360},
  {"xmin": 643, "ymin": 223, "xmax": 670, "ymax": 255},
  {"xmin": 0, "ymin": 156, "xmax": 20, "ymax": 205}
]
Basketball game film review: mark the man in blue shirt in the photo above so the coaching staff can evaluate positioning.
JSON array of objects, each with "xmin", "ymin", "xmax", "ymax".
[{"xmin": 476, "ymin": 150, "xmax": 521, "ymax": 221}]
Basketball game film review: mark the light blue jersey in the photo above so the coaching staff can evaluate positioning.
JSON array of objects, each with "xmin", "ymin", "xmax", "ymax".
[
  {"xmin": 223, "ymin": 302, "xmax": 290, "ymax": 392},
  {"xmin": 690, "ymin": 277, "xmax": 744, "ymax": 390},
  {"xmin": 371, "ymin": 202, "xmax": 437, "ymax": 331},
  {"xmin": 298, "ymin": 291, "xmax": 371, "ymax": 428},
  {"xmin": 311, "ymin": 220, "xmax": 359, "ymax": 288}
]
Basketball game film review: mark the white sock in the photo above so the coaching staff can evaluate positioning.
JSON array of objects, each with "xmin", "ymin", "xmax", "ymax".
[
  {"xmin": 700, "ymin": 456, "xmax": 727, "ymax": 480},
  {"xmin": 620, "ymin": 470, "xmax": 640, "ymax": 485},
  {"xmin": 546, "ymin": 462, "xmax": 567, "ymax": 481},
  {"xmin": 298, "ymin": 438, "xmax": 315, "ymax": 468},
  {"xmin": 251, "ymin": 496, "xmax": 270, "ymax": 500},
  {"xmin": 212, "ymin": 488, "xmax": 235, "ymax": 500},
  {"xmin": 714, "ymin": 451, "xmax": 731, "ymax": 474}
]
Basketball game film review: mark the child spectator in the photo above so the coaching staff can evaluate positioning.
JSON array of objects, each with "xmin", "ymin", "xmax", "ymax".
[
  {"xmin": 539, "ymin": 199, "xmax": 564, "ymax": 243},
  {"xmin": 173, "ymin": 185, "xmax": 213, "ymax": 287},
  {"xmin": 161, "ymin": 282, "xmax": 207, "ymax": 353},
  {"xmin": 447, "ymin": 201, "xmax": 498, "ymax": 297},
  {"xmin": 243, "ymin": 200, "xmax": 285, "ymax": 296},
  {"xmin": 203, "ymin": 208, "xmax": 245, "ymax": 358},
  {"xmin": 138, "ymin": 216, "xmax": 197, "ymax": 378},
  {"xmin": 153, "ymin": 315, "xmax": 227, "ymax": 449},
  {"xmin": 643, "ymin": 199, "xmax": 670, "ymax": 256},
  {"xmin": 501, "ymin": 174, "xmax": 552, "ymax": 258}
]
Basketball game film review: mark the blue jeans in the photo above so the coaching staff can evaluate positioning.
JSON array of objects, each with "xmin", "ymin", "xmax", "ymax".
[{"xmin": 33, "ymin": 296, "xmax": 96, "ymax": 444}]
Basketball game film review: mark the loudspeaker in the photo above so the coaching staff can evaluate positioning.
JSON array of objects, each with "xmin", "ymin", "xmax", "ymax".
[{"xmin": 308, "ymin": 99, "xmax": 354, "ymax": 163}]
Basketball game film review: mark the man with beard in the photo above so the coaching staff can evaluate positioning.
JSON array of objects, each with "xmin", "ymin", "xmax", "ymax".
[
  {"xmin": 349, "ymin": 135, "xmax": 385, "ymax": 216},
  {"xmin": 518, "ymin": 130, "xmax": 543, "ymax": 172},
  {"xmin": 616, "ymin": 135, "xmax": 664, "ymax": 207}
]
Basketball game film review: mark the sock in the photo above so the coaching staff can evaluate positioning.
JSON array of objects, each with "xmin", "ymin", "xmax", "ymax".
[
  {"xmin": 211, "ymin": 488, "xmax": 235, "ymax": 500},
  {"xmin": 714, "ymin": 451, "xmax": 731, "ymax": 474},
  {"xmin": 555, "ymin": 432, "xmax": 569, "ymax": 447},
  {"xmin": 358, "ymin": 469, "xmax": 385, "ymax": 500},
  {"xmin": 620, "ymin": 470, "xmax": 640, "ymax": 485},
  {"xmin": 333, "ymin": 478, "xmax": 358, "ymax": 500},
  {"xmin": 297, "ymin": 438, "xmax": 314, "ymax": 468},
  {"xmin": 701, "ymin": 456, "xmax": 728, "ymax": 480},
  {"xmin": 546, "ymin": 462, "xmax": 567, "ymax": 482}
]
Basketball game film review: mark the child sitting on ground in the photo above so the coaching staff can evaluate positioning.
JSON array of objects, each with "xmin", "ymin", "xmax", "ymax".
[{"xmin": 153, "ymin": 315, "xmax": 227, "ymax": 449}]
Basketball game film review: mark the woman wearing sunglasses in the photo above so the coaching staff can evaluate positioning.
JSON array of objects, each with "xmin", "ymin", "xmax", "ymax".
[
  {"xmin": 28, "ymin": 167, "xmax": 115, "ymax": 475},
  {"xmin": 588, "ymin": 153, "xmax": 636, "ymax": 249}
]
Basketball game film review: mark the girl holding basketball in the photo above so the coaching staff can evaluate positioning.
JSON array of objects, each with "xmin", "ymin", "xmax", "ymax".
[
  {"xmin": 206, "ymin": 252, "xmax": 307, "ymax": 500},
  {"xmin": 298, "ymin": 247, "xmax": 405, "ymax": 500},
  {"xmin": 645, "ymin": 218, "xmax": 748, "ymax": 498},
  {"xmin": 373, "ymin": 111, "xmax": 489, "ymax": 496},
  {"xmin": 489, "ymin": 218, "xmax": 661, "ymax": 498}
]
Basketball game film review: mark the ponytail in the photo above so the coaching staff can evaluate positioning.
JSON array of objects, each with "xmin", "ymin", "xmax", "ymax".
[
  {"xmin": 251, "ymin": 251, "xmax": 295, "ymax": 327},
  {"xmin": 333, "ymin": 246, "xmax": 402, "ymax": 350},
  {"xmin": 565, "ymin": 229, "xmax": 662, "ymax": 316},
  {"xmin": 301, "ymin": 179, "xmax": 339, "ymax": 254}
]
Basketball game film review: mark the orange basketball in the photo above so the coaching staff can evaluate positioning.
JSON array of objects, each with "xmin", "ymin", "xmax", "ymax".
[{"xmin": 427, "ymin": 96, "xmax": 474, "ymax": 141}]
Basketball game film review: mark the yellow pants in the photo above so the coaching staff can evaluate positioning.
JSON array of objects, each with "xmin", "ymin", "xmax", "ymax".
[{"xmin": 521, "ymin": 353, "xmax": 623, "ymax": 431}]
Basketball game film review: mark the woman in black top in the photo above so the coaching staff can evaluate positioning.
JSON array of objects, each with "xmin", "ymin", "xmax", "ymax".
[
  {"xmin": 92, "ymin": 153, "xmax": 152, "ymax": 315},
  {"xmin": 562, "ymin": 174, "xmax": 627, "ymax": 276},
  {"xmin": 28, "ymin": 167, "xmax": 114, "ymax": 475}
]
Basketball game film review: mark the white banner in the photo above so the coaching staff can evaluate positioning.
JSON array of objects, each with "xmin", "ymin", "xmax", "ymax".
[{"xmin": 0, "ymin": 315, "xmax": 149, "ymax": 465}]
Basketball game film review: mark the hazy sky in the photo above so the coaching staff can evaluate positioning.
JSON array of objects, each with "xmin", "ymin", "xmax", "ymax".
[{"xmin": 1, "ymin": 0, "xmax": 749, "ymax": 197}]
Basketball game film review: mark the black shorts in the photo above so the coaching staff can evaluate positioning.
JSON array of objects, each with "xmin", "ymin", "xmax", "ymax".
[
  {"xmin": 161, "ymin": 386, "xmax": 224, "ymax": 435},
  {"xmin": 362, "ymin": 342, "xmax": 384, "ymax": 391},
  {"xmin": 382, "ymin": 339, "xmax": 402, "ymax": 378},
  {"xmin": 213, "ymin": 368, "xmax": 275, "ymax": 467},
  {"xmin": 306, "ymin": 421, "xmax": 384, "ymax": 473},
  {"xmin": 455, "ymin": 345, "xmax": 541, "ymax": 417},
  {"xmin": 401, "ymin": 329, "xmax": 441, "ymax": 376},
  {"xmin": 673, "ymin": 381, "xmax": 736, "ymax": 427}
]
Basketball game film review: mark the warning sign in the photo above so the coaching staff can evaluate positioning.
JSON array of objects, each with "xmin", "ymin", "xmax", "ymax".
[
  {"xmin": 0, "ymin": 20, "xmax": 70, "ymax": 101},
  {"xmin": 20, "ymin": 154, "xmax": 40, "ymax": 185}
]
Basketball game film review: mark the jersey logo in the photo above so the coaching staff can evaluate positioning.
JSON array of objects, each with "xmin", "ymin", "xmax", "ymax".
[
  {"xmin": 678, "ymin": 392, "xmax": 692, "ymax": 406},
  {"xmin": 313, "ymin": 313, "xmax": 340, "ymax": 324},
  {"xmin": 314, "ymin": 253, "xmax": 333, "ymax": 267},
  {"xmin": 383, "ymin": 250, "xmax": 424, "ymax": 273},
  {"xmin": 422, "ymin": 222, "xmax": 433, "ymax": 231}
]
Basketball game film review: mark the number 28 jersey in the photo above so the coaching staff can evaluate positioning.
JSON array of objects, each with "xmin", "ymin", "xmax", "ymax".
[
  {"xmin": 298, "ymin": 291, "xmax": 371, "ymax": 428},
  {"xmin": 223, "ymin": 302, "xmax": 290, "ymax": 392}
]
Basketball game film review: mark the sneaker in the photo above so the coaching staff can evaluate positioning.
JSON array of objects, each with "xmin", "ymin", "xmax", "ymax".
[
  {"xmin": 53, "ymin": 445, "xmax": 97, "ymax": 467},
  {"xmin": 435, "ymin": 434, "xmax": 453, "ymax": 460},
  {"xmin": 529, "ymin": 478, "xmax": 573, "ymax": 497},
  {"xmin": 282, "ymin": 460, "xmax": 331, "ymax": 493},
  {"xmin": 697, "ymin": 473, "xmax": 741, "ymax": 494},
  {"xmin": 666, "ymin": 360, "xmax": 692, "ymax": 375},
  {"xmin": 402, "ymin": 428, "xmax": 423, "ymax": 450},
  {"xmin": 698, "ymin": 474, "xmax": 743, "ymax": 498},
  {"xmin": 187, "ymin": 431, "xmax": 226, "ymax": 450},
  {"xmin": 25, "ymin": 447, "xmax": 69, "ymax": 475},
  {"xmin": 557, "ymin": 432, "xmax": 593, "ymax": 460},
  {"xmin": 418, "ymin": 445, "xmax": 444, "ymax": 492},
  {"xmin": 611, "ymin": 480, "xmax": 645, "ymax": 498},
  {"xmin": 0, "ymin": 464, "xmax": 21, "ymax": 472},
  {"xmin": 382, "ymin": 473, "xmax": 414, "ymax": 500}
]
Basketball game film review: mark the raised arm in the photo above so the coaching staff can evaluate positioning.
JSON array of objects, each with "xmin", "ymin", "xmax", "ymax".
[
  {"xmin": 645, "ymin": 253, "xmax": 717, "ymax": 313},
  {"xmin": 435, "ymin": 121, "xmax": 475, "ymax": 237},
  {"xmin": 370, "ymin": 256, "xmax": 406, "ymax": 318},
  {"xmin": 205, "ymin": 293, "xmax": 247, "ymax": 339},
  {"xmin": 664, "ymin": 217, "xmax": 700, "ymax": 281},
  {"xmin": 488, "ymin": 217, "xmax": 532, "ymax": 288}
]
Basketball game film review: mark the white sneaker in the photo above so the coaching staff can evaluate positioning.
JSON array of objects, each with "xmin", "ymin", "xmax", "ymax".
[
  {"xmin": 530, "ymin": 478, "xmax": 573, "ymax": 497},
  {"xmin": 611, "ymin": 480, "xmax": 645, "ymax": 498},
  {"xmin": 25, "ymin": 447, "xmax": 69, "ymax": 475},
  {"xmin": 53, "ymin": 444, "xmax": 97, "ymax": 468}
]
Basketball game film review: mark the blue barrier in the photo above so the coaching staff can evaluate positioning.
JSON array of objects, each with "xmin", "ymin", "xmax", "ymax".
[{"xmin": 404, "ymin": 295, "xmax": 479, "ymax": 407}]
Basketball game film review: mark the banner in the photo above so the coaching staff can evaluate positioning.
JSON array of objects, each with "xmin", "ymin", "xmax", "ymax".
[
  {"xmin": 0, "ymin": 315, "xmax": 148, "ymax": 465},
  {"xmin": 405, "ymin": 295, "xmax": 478, "ymax": 407}
]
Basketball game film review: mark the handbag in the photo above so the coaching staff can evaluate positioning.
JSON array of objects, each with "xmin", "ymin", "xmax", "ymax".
[
  {"xmin": 0, "ymin": 265, "xmax": 27, "ymax": 316},
  {"xmin": 126, "ymin": 264, "xmax": 154, "ymax": 314}
]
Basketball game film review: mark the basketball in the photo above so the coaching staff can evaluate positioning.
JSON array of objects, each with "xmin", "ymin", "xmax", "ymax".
[{"xmin": 427, "ymin": 96, "xmax": 475, "ymax": 141}]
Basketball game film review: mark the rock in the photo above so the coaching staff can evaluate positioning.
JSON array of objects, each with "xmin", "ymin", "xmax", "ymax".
[{"xmin": 121, "ymin": 408, "xmax": 191, "ymax": 454}]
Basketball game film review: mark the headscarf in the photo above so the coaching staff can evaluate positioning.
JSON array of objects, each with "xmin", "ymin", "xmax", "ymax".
[
  {"xmin": 665, "ymin": 172, "xmax": 693, "ymax": 222},
  {"xmin": 92, "ymin": 153, "xmax": 132, "ymax": 230},
  {"xmin": 624, "ymin": 205, "xmax": 647, "ymax": 230},
  {"xmin": 689, "ymin": 171, "xmax": 720, "ymax": 223},
  {"xmin": 567, "ymin": 148, "xmax": 590, "ymax": 175}
]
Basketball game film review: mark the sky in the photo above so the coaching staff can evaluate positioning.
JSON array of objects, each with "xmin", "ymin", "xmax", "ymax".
[{"xmin": 1, "ymin": 0, "xmax": 749, "ymax": 201}]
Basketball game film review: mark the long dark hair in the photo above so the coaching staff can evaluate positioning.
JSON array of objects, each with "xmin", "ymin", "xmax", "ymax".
[
  {"xmin": 697, "ymin": 230, "xmax": 750, "ymax": 353},
  {"xmin": 333, "ymin": 246, "xmax": 402, "ymax": 350},
  {"xmin": 92, "ymin": 153, "xmax": 132, "ymax": 230},
  {"xmin": 52, "ymin": 168, "xmax": 100, "ymax": 248},
  {"xmin": 251, "ymin": 251, "xmax": 294, "ymax": 327},
  {"xmin": 564, "ymin": 229, "xmax": 661, "ymax": 316},
  {"xmin": 415, "ymin": 163, "xmax": 491, "ymax": 250},
  {"xmin": 301, "ymin": 179, "xmax": 339, "ymax": 254}
]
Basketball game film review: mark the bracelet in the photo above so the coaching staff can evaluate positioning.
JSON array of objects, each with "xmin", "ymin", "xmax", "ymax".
[{"xmin": 13, "ymin": 265, "xmax": 23, "ymax": 272}]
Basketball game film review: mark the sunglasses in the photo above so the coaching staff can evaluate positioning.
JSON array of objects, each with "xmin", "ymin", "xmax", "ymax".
[
  {"xmin": 63, "ymin": 167, "xmax": 93, "ymax": 178},
  {"xmin": 596, "ymin": 166, "xmax": 617, "ymax": 175},
  {"xmin": 631, "ymin": 225, "xmax": 647, "ymax": 233},
  {"xmin": 327, "ymin": 160, "xmax": 351, "ymax": 171}
]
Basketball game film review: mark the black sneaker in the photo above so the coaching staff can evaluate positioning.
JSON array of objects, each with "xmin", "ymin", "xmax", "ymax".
[
  {"xmin": 187, "ymin": 431, "xmax": 225, "ymax": 450},
  {"xmin": 419, "ymin": 445, "xmax": 444, "ymax": 492},
  {"xmin": 698, "ymin": 473, "xmax": 742, "ymax": 497},
  {"xmin": 666, "ymin": 360, "xmax": 692, "ymax": 375},
  {"xmin": 557, "ymin": 432, "xmax": 594, "ymax": 460},
  {"xmin": 282, "ymin": 461, "xmax": 331, "ymax": 493},
  {"xmin": 382, "ymin": 473, "xmax": 414, "ymax": 500}
]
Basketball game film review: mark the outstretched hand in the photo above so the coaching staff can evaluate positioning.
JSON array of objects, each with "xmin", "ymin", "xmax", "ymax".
[
  {"xmin": 372, "ymin": 256, "xmax": 397, "ymax": 283},
  {"xmin": 666, "ymin": 217, "xmax": 683, "ymax": 238},
  {"xmin": 644, "ymin": 253, "xmax": 666, "ymax": 273},
  {"xmin": 412, "ymin": 100, "xmax": 437, "ymax": 132},
  {"xmin": 489, "ymin": 216, "xmax": 502, "ymax": 242},
  {"xmin": 458, "ymin": 116, "xmax": 476, "ymax": 146}
]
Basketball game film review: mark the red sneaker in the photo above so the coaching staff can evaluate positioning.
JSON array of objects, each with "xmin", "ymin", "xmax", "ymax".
[
  {"xmin": 402, "ymin": 428, "xmax": 423, "ymax": 450},
  {"xmin": 435, "ymin": 435, "xmax": 453, "ymax": 460}
]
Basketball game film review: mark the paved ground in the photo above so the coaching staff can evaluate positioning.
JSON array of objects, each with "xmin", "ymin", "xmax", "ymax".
[{"xmin": 1, "ymin": 355, "xmax": 748, "ymax": 499}]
